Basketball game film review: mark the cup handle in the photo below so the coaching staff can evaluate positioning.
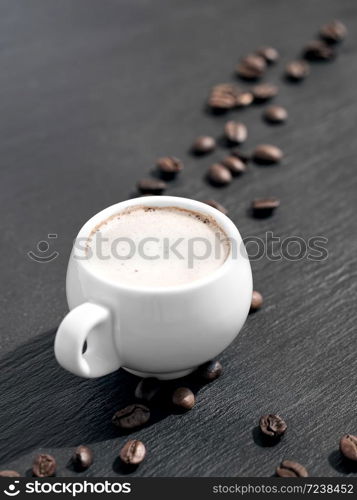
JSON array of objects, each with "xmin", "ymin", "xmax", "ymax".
[{"xmin": 54, "ymin": 302, "xmax": 121, "ymax": 378}]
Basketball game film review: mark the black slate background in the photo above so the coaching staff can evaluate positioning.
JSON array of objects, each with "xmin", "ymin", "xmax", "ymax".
[{"xmin": 0, "ymin": 0, "xmax": 356, "ymax": 477}]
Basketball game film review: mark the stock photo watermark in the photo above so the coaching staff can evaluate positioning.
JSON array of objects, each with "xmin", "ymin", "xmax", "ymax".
[
  {"xmin": 27, "ymin": 234, "xmax": 59, "ymax": 263},
  {"xmin": 27, "ymin": 232, "xmax": 328, "ymax": 265}
]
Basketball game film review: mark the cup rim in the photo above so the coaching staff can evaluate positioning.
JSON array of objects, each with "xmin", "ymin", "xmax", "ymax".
[{"xmin": 74, "ymin": 196, "xmax": 245, "ymax": 294}]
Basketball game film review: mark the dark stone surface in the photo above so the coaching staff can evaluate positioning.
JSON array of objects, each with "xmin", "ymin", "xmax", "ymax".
[{"xmin": 0, "ymin": 0, "xmax": 356, "ymax": 477}]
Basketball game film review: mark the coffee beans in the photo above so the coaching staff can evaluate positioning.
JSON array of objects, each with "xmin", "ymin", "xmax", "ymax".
[
  {"xmin": 207, "ymin": 164, "xmax": 232, "ymax": 186},
  {"xmin": 197, "ymin": 360, "xmax": 223, "ymax": 381},
  {"xmin": 157, "ymin": 157, "xmax": 183, "ymax": 176},
  {"xmin": 192, "ymin": 136, "xmax": 216, "ymax": 154},
  {"xmin": 172, "ymin": 387, "xmax": 195, "ymax": 410},
  {"xmin": 208, "ymin": 84, "xmax": 238, "ymax": 111},
  {"xmin": 256, "ymin": 46, "xmax": 279, "ymax": 64},
  {"xmin": 222, "ymin": 155, "xmax": 246, "ymax": 175},
  {"xmin": 303, "ymin": 40, "xmax": 335, "ymax": 61},
  {"xmin": 252, "ymin": 83, "xmax": 278, "ymax": 102},
  {"xmin": 276, "ymin": 460, "xmax": 308, "ymax": 477},
  {"xmin": 32, "ymin": 454, "xmax": 56, "ymax": 477},
  {"xmin": 285, "ymin": 60, "xmax": 310, "ymax": 81},
  {"xmin": 212, "ymin": 83, "xmax": 237, "ymax": 94},
  {"xmin": 137, "ymin": 178, "xmax": 167, "ymax": 195},
  {"xmin": 0, "ymin": 470, "xmax": 20, "ymax": 477},
  {"xmin": 339, "ymin": 434, "xmax": 357, "ymax": 461},
  {"xmin": 135, "ymin": 377, "xmax": 161, "ymax": 402},
  {"xmin": 112, "ymin": 404, "xmax": 150, "ymax": 429},
  {"xmin": 252, "ymin": 197, "xmax": 280, "ymax": 217},
  {"xmin": 71, "ymin": 445, "xmax": 93, "ymax": 471},
  {"xmin": 203, "ymin": 199, "xmax": 228, "ymax": 215},
  {"xmin": 209, "ymin": 84, "xmax": 254, "ymax": 109},
  {"xmin": 253, "ymin": 144, "xmax": 283, "ymax": 164},
  {"xmin": 224, "ymin": 121, "xmax": 247, "ymax": 144},
  {"xmin": 236, "ymin": 54, "xmax": 266, "ymax": 80},
  {"xmin": 320, "ymin": 20, "xmax": 347, "ymax": 44},
  {"xmin": 259, "ymin": 414, "xmax": 287, "ymax": 438},
  {"xmin": 120, "ymin": 439, "xmax": 146, "ymax": 465},
  {"xmin": 208, "ymin": 92, "xmax": 236, "ymax": 111},
  {"xmin": 236, "ymin": 91, "xmax": 254, "ymax": 107},
  {"xmin": 250, "ymin": 290, "xmax": 263, "ymax": 311},
  {"xmin": 263, "ymin": 105, "xmax": 288, "ymax": 124},
  {"xmin": 208, "ymin": 94, "xmax": 235, "ymax": 110}
]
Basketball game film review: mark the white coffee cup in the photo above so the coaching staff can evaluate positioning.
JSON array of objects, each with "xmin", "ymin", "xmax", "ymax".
[{"xmin": 54, "ymin": 196, "xmax": 252, "ymax": 379}]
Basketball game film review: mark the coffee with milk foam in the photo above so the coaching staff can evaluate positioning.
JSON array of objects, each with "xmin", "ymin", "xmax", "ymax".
[{"xmin": 86, "ymin": 206, "xmax": 231, "ymax": 287}]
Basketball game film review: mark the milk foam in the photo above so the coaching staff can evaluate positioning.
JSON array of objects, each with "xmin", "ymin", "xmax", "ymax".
[{"xmin": 86, "ymin": 206, "xmax": 230, "ymax": 287}]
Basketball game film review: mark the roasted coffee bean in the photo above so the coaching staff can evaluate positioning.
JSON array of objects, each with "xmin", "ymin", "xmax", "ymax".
[
  {"xmin": 32, "ymin": 454, "xmax": 56, "ymax": 477},
  {"xmin": 259, "ymin": 414, "xmax": 287, "ymax": 437},
  {"xmin": 263, "ymin": 105, "xmax": 288, "ymax": 124},
  {"xmin": 112, "ymin": 404, "xmax": 150, "ymax": 429},
  {"xmin": 222, "ymin": 155, "xmax": 246, "ymax": 175},
  {"xmin": 0, "ymin": 470, "xmax": 20, "ymax": 477},
  {"xmin": 231, "ymin": 149, "xmax": 251, "ymax": 164},
  {"xmin": 236, "ymin": 91, "xmax": 254, "ymax": 107},
  {"xmin": 285, "ymin": 60, "xmax": 310, "ymax": 81},
  {"xmin": 71, "ymin": 445, "xmax": 93, "ymax": 471},
  {"xmin": 172, "ymin": 387, "xmax": 195, "ymax": 410},
  {"xmin": 252, "ymin": 83, "xmax": 278, "ymax": 102},
  {"xmin": 192, "ymin": 136, "xmax": 216, "ymax": 154},
  {"xmin": 120, "ymin": 439, "xmax": 146, "ymax": 465},
  {"xmin": 197, "ymin": 360, "xmax": 223, "ymax": 381},
  {"xmin": 135, "ymin": 377, "xmax": 161, "ymax": 402},
  {"xmin": 320, "ymin": 20, "xmax": 347, "ymax": 44},
  {"xmin": 209, "ymin": 84, "xmax": 252, "ymax": 108},
  {"xmin": 236, "ymin": 54, "xmax": 266, "ymax": 80},
  {"xmin": 339, "ymin": 434, "xmax": 357, "ymax": 461},
  {"xmin": 250, "ymin": 290, "xmax": 263, "ymax": 311},
  {"xmin": 207, "ymin": 164, "xmax": 232, "ymax": 186},
  {"xmin": 203, "ymin": 199, "xmax": 228, "ymax": 215},
  {"xmin": 276, "ymin": 460, "xmax": 308, "ymax": 477},
  {"xmin": 256, "ymin": 46, "xmax": 279, "ymax": 64},
  {"xmin": 224, "ymin": 121, "xmax": 247, "ymax": 144},
  {"xmin": 208, "ymin": 92, "xmax": 236, "ymax": 110},
  {"xmin": 303, "ymin": 40, "xmax": 335, "ymax": 61},
  {"xmin": 137, "ymin": 178, "xmax": 167, "ymax": 195},
  {"xmin": 211, "ymin": 83, "xmax": 237, "ymax": 94},
  {"xmin": 157, "ymin": 156, "xmax": 183, "ymax": 176},
  {"xmin": 253, "ymin": 198, "xmax": 281, "ymax": 210},
  {"xmin": 253, "ymin": 144, "xmax": 283, "ymax": 164},
  {"xmin": 252, "ymin": 197, "xmax": 280, "ymax": 217},
  {"xmin": 212, "ymin": 83, "xmax": 241, "ymax": 98}
]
